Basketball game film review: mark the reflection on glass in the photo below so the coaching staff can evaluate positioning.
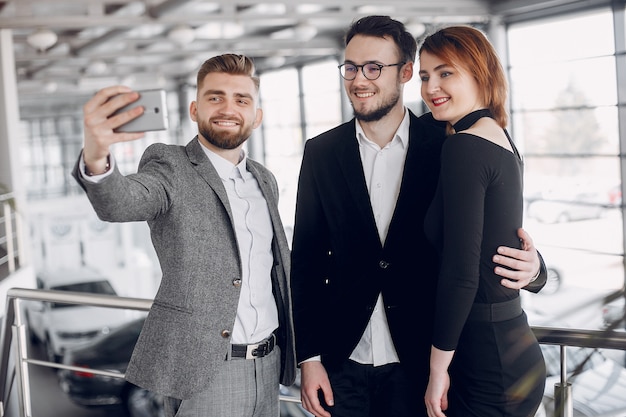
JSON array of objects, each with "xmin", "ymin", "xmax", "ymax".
[
  {"xmin": 509, "ymin": 57, "xmax": 617, "ymax": 109},
  {"xmin": 507, "ymin": 9, "xmax": 614, "ymax": 64},
  {"xmin": 513, "ymin": 108, "xmax": 619, "ymax": 155},
  {"xmin": 508, "ymin": 7, "xmax": 624, "ymax": 349}
]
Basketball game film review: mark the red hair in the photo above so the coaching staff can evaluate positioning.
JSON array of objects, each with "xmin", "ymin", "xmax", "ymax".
[{"xmin": 419, "ymin": 25, "xmax": 508, "ymax": 128}]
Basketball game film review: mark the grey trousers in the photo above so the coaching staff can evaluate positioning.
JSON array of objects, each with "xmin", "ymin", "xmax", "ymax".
[{"xmin": 163, "ymin": 346, "xmax": 281, "ymax": 417}]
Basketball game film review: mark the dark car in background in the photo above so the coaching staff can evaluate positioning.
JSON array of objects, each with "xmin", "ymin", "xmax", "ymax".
[
  {"xmin": 58, "ymin": 318, "xmax": 163, "ymax": 417},
  {"xmin": 59, "ymin": 317, "xmax": 310, "ymax": 417}
]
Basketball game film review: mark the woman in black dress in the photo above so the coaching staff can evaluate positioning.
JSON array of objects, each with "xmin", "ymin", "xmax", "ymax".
[{"xmin": 418, "ymin": 26, "xmax": 546, "ymax": 417}]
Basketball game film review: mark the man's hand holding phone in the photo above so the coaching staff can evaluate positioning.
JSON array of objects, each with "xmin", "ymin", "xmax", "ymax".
[
  {"xmin": 112, "ymin": 89, "xmax": 169, "ymax": 133},
  {"xmin": 82, "ymin": 86, "xmax": 168, "ymax": 175}
]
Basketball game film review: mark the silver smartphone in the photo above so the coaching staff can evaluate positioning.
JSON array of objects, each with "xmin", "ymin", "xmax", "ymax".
[{"xmin": 113, "ymin": 89, "xmax": 169, "ymax": 133}]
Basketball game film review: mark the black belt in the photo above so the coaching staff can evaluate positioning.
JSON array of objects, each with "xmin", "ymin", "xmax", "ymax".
[
  {"xmin": 231, "ymin": 333, "xmax": 276, "ymax": 359},
  {"xmin": 468, "ymin": 297, "xmax": 522, "ymax": 322}
]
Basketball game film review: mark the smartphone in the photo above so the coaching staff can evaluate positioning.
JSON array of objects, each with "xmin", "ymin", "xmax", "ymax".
[{"xmin": 113, "ymin": 89, "xmax": 169, "ymax": 133}]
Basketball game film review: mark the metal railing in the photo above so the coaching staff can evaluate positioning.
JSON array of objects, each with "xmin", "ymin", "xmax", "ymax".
[
  {"xmin": 0, "ymin": 288, "xmax": 625, "ymax": 417},
  {"xmin": 532, "ymin": 326, "xmax": 626, "ymax": 417},
  {"xmin": 0, "ymin": 287, "xmax": 302, "ymax": 417},
  {"xmin": 0, "ymin": 193, "xmax": 24, "ymax": 279}
]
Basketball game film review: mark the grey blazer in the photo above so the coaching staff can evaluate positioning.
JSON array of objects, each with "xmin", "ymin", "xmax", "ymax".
[{"xmin": 72, "ymin": 137, "xmax": 296, "ymax": 399}]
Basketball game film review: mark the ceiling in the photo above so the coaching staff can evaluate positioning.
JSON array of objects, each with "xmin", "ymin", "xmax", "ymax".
[{"xmin": 0, "ymin": 0, "xmax": 608, "ymax": 112}]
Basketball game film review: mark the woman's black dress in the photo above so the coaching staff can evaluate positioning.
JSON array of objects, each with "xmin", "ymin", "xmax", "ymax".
[{"xmin": 424, "ymin": 110, "xmax": 546, "ymax": 417}]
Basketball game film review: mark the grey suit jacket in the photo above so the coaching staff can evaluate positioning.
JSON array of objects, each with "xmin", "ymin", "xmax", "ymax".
[{"xmin": 72, "ymin": 137, "xmax": 296, "ymax": 399}]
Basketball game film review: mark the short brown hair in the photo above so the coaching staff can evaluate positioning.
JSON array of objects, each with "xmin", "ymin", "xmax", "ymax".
[
  {"xmin": 419, "ymin": 25, "xmax": 508, "ymax": 128},
  {"xmin": 196, "ymin": 54, "xmax": 260, "ymax": 91},
  {"xmin": 345, "ymin": 15, "xmax": 417, "ymax": 64}
]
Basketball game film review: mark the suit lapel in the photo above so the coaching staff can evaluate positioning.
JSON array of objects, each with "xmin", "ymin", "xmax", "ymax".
[
  {"xmin": 185, "ymin": 137, "xmax": 234, "ymax": 223},
  {"xmin": 336, "ymin": 123, "xmax": 379, "ymax": 229},
  {"xmin": 245, "ymin": 161, "xmax": 283, "ymax": 239}
]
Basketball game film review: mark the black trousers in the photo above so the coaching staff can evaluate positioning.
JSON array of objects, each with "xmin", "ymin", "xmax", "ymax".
[{"xmin": 322, "ymin": 359, "xmax": 425, "ymax": 417}]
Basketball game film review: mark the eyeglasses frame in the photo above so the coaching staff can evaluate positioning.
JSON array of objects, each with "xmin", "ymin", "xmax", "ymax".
[{"xmin": 338, "ymin": 61, "xmax": 406, "ymax": 81}]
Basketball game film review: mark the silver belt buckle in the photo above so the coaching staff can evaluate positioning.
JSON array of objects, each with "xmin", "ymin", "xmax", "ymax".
[{"xmin": 246, "ymin": 343, "xmax": 259, "ymax": 360}]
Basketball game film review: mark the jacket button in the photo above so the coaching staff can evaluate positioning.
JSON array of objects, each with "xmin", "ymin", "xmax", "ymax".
[
  {"xmin": 232, "ymin": 279, "xmax": 242, "ymax": 288},
  {"xmin": 221, "ymin": 330, "xmax": 231, "ymax": 338},
  {"xmin": 379, "ymin": 260, "xmax": 389, "ymax": 269}
]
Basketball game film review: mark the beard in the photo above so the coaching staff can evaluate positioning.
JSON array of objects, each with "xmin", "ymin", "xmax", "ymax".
[
  {"xmin": 197, "ymin": 118, "xmax": 252, "ymax": 150},
  {"xmin": 352, "ymin": 88, "xmax": 401, "ymax": 123}
]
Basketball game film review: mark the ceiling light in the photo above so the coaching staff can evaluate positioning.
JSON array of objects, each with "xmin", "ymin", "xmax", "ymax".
[
  {"xmin": 265, "ymin": 55, "xmax": 286, "ymax": 68},
  {"xmin": 85, "ymin": 60, "xmax": 108, "ymax": 76},
  {"xmin": 406, "ymin": 22, "xmax": 427, "ymax": 37},
  {"xmin": 168, "ymin": 24, "xmax": 195, "ymax": 46},
  {"xmin": 27, "ymin": 28, "xmax": 58, "ymax": 52},
  {"xmin": 196, "ymin": 22, "xmax": 245, "ymax": 40},
  {"xmin": 270, "ymin": 23, "xmax": 317, "ymax": 41},
  {"xmin": 43, "ymin": 81, "xmax": 58, "ymax": 93},
  {"xmin": 294, "ymin": 22, "xmax": 318, "ymax": 42}
]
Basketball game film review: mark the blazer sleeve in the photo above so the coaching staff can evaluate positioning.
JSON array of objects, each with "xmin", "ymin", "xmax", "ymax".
[
  {"xmin": 71, "ymin": 144, "xmax": 176, "ymax": 223},
  {"xmin": 524, "ymin": 250, "xmax": 548, "ymax": 293}
]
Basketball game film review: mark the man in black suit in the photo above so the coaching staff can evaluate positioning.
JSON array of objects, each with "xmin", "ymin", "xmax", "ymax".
[{"xmin": 290, "ymin": 16, "xmax": 546, "ymax": 417}]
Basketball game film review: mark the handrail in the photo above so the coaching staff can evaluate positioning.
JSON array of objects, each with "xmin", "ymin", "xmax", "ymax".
[
  {"xmin": 0, "ymin": 288, "xmax": 153, "ymax": 417},
  {"xmin": 534, "ymin": 325, "xmax": 626, "ymax": 417},
  {"xmin": 1, "ymin": 288, "xmax": 625, "ymax": 416},
  {"xmin": 0, "ymin": 192, "xmax": 23, "ymax": 277},
  {"xmin": 0, "ymin": 194, "xmax": 14, "ymax": 203},
  {"xmin": 0, "ymin": 288, "xmax": 301, "ymax": 417},
  {"xmin": 533, "ymin": 326, "xmax": 626, "ymax": 350}
]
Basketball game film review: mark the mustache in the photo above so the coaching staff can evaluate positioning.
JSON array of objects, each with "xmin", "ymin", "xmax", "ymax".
[{"xmin": 209, "ymin": 116, "xmax": 243, "ymax": 125}]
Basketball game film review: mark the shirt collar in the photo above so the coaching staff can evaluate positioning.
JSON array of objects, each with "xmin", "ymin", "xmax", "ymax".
[
  {"xmin": 355, "ymin": 108, "xmax": 410, "ymax": 149},
  {"xmin": 199, "ymin": 141, "xmax": 247, "ymax": 180}
]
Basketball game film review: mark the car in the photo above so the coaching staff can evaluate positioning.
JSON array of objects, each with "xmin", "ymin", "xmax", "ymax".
[
  {"xmin": 526, "ymin": 196, "xmax": 605, "ymax": 224},
  {"xmin": 24, "ymin": 267, "xmax": 140, "ymax": 363},
  {"xmin": 59, "ymin": 316, "xmax": 309, "ymax": 417},
  {"xmin": 58, "ymin": 317, "xmax": 164, "ymax": 417},
  {"xmin": 540, "ymin": 267, "xmax": 563, "ymax": 295}
]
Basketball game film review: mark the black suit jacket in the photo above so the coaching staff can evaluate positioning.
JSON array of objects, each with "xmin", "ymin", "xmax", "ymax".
[{"xmin": 291, "ymin": 111, "xmax": 447, "ymax": 388}]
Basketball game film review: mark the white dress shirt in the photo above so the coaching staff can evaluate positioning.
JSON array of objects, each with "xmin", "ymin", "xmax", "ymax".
[
  {"xmin": 349, "ymin": 109, "xmax": 411, "ymax": 366},
  {"xmin": 206, "ymin": 149, "xmax": 278, "ymax": 345},
  {"xmin": 80, "ymin": 143, "xmax": 278, "ymax": 345}
]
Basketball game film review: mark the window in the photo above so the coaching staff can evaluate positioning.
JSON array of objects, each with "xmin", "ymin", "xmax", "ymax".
[
  {"xmin": 508, "ymin": 8, "xmax": 624, "ymax": 331},
  {"xmin": 260, "ymin": 60, "xmax": 343, "ymax": 243},
  {"xmin": 301, "ymin": 59, "xmax": 344, "ymax": 138}
]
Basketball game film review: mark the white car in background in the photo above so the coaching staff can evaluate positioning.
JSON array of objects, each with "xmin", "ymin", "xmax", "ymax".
[
  {"xmin": 526, "ymin": 192, "xmax": 605, "ymax": 224},
  {"xmin": 24, "ymin": 267, "xmax": 141, "ymax": 363}
]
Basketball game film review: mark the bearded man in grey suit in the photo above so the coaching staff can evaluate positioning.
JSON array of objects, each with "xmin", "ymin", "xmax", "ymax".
[{"xmin": 72, "ymin": 54, "xmax": 296, "ymax": 417}]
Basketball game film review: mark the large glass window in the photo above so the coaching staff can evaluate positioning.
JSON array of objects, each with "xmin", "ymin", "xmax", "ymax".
[
  {"xmin": 508, "ymin": 8, "xmax": 624, "ymax": 332},
  {"xmin": 259, "ymin": 67, "xmax": 304, "ymax": 241},
  {"xmin": 260, "ymin": 60, "xmax": 343, "ymax": 243},
  {"xmin": 301, "ymin": 59, "xmax": 343, "ymax": 138}
]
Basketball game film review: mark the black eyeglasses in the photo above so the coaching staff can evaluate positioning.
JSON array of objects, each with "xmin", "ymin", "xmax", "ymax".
[{"xmin": 338, "ymin": 62, "xmax": 406, "ymax": 81}]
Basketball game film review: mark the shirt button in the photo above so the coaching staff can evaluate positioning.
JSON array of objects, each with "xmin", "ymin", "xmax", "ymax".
[
  {"xmin": 379, "ymin": 260, "xmax": 389, "ymax": 269},
  {"xmin": 232, "ymin": 279, "xmax": 242, "ymax": 288},
  {"xmin": 221, "ymin": 330, "xmax": 231, "ymax": 339}
]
